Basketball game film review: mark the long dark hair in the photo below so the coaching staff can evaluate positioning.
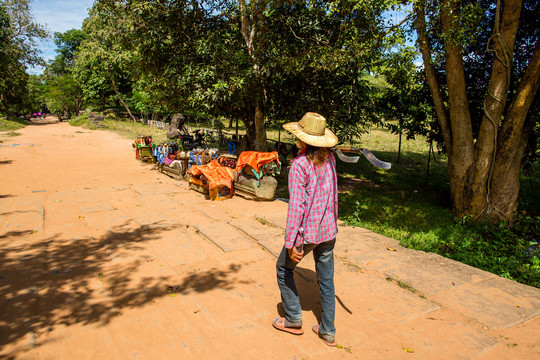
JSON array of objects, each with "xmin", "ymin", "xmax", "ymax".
[{"xmin": 299, "ymin": 140, "xmax": 330, "ymax": 166}]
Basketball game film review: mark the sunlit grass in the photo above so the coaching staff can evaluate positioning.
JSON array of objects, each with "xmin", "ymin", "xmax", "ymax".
[
  {"xmin": 102, "ymin": 119, "xmax": 169, "ymax": 144},
  {"xmin": 0, "ymin": 115, "xmax": 27, "ymax": 132}
]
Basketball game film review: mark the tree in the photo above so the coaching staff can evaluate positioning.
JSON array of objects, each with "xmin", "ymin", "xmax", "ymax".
[
  {"xmin": 263, "ymin": 0, "xmax": 413, "ymax": 144},
  {"xmin": 379, "ymin": 49, "xmax": 428, "ymax": 163},
  {"xmin": 65, "ymin": 0, "xmax": 416, "ymax": 149},
  {"xmin": 42, "ymin": 75, "xmax": 83, "ymax": 117},
  {"xmin": 41, "ymin": 28, "xmax": 86, "ymax": 118},
  {"xmin": 74, "ymin": 3, "xmax": 138, "ymax": 121},
  {"xmin": 414, "ymin": 0, "xmax": 540, "ymax": 222},
  {"xmin": 48, "ymin": 29, "xmax": 86, "ymax": 75},
  {"xmin": 0, "ymin": 0, "xmax": 47, "ymax": 114}
]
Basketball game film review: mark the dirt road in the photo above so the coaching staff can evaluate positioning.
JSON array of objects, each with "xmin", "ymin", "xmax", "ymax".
[{"xmin": 1, "ymin": 121, "xmax": 539, "ymax": 359}]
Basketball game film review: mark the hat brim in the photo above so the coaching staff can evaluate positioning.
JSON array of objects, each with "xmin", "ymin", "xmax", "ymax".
[{"xmin": 283, "ymin": 122, "xmax": 338, "ymax": 148}]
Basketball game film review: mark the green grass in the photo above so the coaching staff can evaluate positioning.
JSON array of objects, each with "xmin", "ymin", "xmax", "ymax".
[
  {"xmin": 0, "ymin": 115, "xmax": 28, "ymax": 132},
  {"xmin": 70, "ymin": 113, "xmax": 170, "ymax": 144}
]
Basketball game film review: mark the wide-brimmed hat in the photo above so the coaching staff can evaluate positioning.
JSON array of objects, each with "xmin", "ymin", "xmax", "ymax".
[{"xmin": 283, "ymin": 112, "xmax": 338, "ymax": 148}]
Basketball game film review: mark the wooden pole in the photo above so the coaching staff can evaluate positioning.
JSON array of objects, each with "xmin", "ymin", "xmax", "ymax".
[{"xmin": 425, "ymin": 140, "xmax": 432, "ymax": 185}]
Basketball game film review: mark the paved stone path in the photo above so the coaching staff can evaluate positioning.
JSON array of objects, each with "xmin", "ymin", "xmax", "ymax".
[{"xmin": 1, "ymin": 123, "xmax": 539, "ymax": 359}]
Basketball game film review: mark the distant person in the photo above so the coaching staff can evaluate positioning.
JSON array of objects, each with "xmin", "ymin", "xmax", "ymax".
[{"xmin": 272, "ymin": 112, "xmax": 339, "ymax": 347}]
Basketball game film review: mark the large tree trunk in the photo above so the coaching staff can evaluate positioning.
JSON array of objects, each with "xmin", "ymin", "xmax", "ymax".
[
  {"xmin": 415, "ymin": 2, "xmax": 453, "ymax": 156},
  {"xmin": 239, "ymin": 0, "xmax": 268, "ymax": 151},
  {"xmin": 243, "ymin": 114, "xmax": 256, "ymax": 150},
  {"xmin": 470, "ymin": 0, "xmax": 523, "ymax": 221},
  {"xmin": 490, "ymin": 39, "xmax": 540, "ymax": 219},
  {"xmin": 440, "ymin": 0, "xmax": 478, "ymax": 217},
  {"xmin": 415, "ymin": 0, "xmax": 537, "ymax": 222}
]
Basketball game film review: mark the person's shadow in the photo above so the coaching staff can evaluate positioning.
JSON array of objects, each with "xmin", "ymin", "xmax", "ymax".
[{"xmin": 275, "ymin": 266, "xmax": 352, "ymax": 324}]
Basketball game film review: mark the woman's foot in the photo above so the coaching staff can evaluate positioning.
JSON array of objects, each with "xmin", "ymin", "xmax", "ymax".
[
  {"xmin": 312, "ymin": 325, "xmax": 337, "ymax": 346},
  {"xmin": 272, "ymin": 317, "xmax": 304, "ymax": 335}
]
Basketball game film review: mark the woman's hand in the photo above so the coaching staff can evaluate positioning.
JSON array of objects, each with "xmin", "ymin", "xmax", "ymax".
[{"xmin": 288, "ymin": 247, "xmax": 304, "ymax": 263}]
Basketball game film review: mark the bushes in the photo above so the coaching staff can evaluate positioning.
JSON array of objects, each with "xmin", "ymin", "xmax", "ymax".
[
  {"xmin": 69, "ymin": 113, "xmax": 89, "ymax": 126},
  {"xmin": 0, "ymin": 115, "xmax": 27, "ymax": 131},
  {"xmin": 448, "ymin": 215, "xmax": 540, "ymax": 288}
]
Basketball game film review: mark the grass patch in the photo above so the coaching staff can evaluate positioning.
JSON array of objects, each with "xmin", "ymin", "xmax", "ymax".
[
  {"xmin": 336, "ymin": 130, "xmax": 539, "ymax": 288},
  {"xmin": 0, "ymin": 115, "xmax": 27, "ymax": 132},
  {"xmin": 387, "ymin": 277, "xmax": 426, "ymax": 299},
  {"xmin": 255, "ymin": 216, "xmax": 276, "ymax": 227},
  {"xmin": 70, "ymin": 113, "xmax": 170, "ymax": 144}
]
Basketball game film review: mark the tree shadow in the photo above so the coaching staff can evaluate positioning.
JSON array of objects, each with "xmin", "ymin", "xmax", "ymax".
[
  {"xmin": 0, "ymin": 160, "xmax": 13, "ymax": 165},
  {"xmin": 0, "ymin": 230, "xmax": 38, "ymax": 239},
  {"xmin": 166, "ymin": 263, "xmax": 251, "ymax": 295},
  {"xmin": 0, "ymin": 220, "xmax": 246, "ymax": 354}
]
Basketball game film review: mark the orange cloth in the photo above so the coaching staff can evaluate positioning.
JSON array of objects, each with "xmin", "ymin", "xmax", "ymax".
[
  {"xmin": 235, "ymin": 151, "xmax": 280, "ymax": 172},
  {"xmin": 189, "ymin": 160, "xmax": 235, "ymax": 189}
]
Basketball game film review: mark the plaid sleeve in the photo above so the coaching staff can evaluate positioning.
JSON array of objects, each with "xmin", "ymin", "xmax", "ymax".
[{"xmin": 284, "ymin": 158, "xmax": 306, "ymax": 248}]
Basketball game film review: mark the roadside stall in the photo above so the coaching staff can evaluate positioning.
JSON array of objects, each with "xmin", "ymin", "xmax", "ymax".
[
  {"xmin": 189, "ymin": 159, "xmax": 235, "ymax": 200},
  {"xmin": 234, "ymin": 151, "xmax": 280, "ymax": 201},
  {"xmin": 133, "ymin": 136, "xmax": 155, "ymax": 163},
  {"xmin": 156, "ymin": 144, "xmax": 218, "ymax": 180}
]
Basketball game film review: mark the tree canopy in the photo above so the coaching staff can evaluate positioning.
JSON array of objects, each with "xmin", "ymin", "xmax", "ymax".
[{"xmin": 0, "ymin": 0, "xmax": 47, "ymax": 114}]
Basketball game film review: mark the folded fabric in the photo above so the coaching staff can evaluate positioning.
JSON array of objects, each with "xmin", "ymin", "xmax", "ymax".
[
  {"xmin": 189, "ymin": 159, "xmax": 234, "ymax": 189},
  {"xmin": 162, "ymin": 157, "xmax": 173, "ymax": 166},
  {"xmin": 236, "ymin": 151, "xmax": 280, "ymax": 173}
]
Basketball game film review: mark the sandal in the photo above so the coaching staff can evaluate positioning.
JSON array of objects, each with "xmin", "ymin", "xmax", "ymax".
[
  {"xmin": 312, "ymin": 325, "xmax": 337, "ymax": 347},
  {"xmin": 272, "ymin": 317, "xmax": 304, "ymax": 335}
]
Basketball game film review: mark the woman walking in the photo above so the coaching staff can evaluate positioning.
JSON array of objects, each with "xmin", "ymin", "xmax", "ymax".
[{"xmin": 272, "ymin": 112, "xmax": 339, "ymax": 346}]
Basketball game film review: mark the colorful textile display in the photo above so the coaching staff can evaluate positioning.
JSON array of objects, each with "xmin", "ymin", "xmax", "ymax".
[
  {"xmin": 218, "ymin": 156, "xmax": 237, "ymax": 169},
  {"xmin": 133, "ymin": 136, "xmax": 155, "ymax": 160},
  {"xmin": 189, "ymin": 159, "xmax": 235, "ymax": 190}
]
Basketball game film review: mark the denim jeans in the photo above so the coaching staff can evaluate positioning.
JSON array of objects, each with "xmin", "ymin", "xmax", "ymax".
[{"xmin": 276, "ymin": 239, "xmax": 336, "ymax": 339}]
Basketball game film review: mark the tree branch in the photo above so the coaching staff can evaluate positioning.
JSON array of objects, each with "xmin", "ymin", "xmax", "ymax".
[
  {"xmin": 440, "ymin": 0, "xmax": 474, "ymax": 161},
  {"xmin": 497, "ymin": 38, "xmax": 540, "ymax": 158},
  {"xmin": 414, "ymin": 0, "xmax": 453, "ymax": 155}
]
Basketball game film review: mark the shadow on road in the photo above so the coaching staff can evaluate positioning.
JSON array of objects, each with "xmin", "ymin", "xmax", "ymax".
[
  {"xmin": 276, "ymin": 266, "xmax": 353, "ymax": 326},
  {"xmin": 0, "ymin": 220, "xmax": 246, "ymax": 353}
]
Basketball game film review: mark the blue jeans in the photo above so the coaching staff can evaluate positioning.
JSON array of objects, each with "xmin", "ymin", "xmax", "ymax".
[{"xmin": 276, "ymin": 239, "xmax": 336, "ymax": 340}]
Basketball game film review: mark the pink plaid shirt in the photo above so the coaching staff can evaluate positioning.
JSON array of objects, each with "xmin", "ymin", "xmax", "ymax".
[{"xmin": 284, "ymin": 152, "xmax": 338, "ymax": 249}]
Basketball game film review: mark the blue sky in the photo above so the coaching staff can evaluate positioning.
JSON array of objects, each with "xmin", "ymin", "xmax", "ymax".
[{"xmin": 29, "ymin": 0, "xmax": 94, "ymax": 74}]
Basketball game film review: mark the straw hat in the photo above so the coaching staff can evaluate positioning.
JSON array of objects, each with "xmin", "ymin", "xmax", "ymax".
[{"xmin": 283, "ymin": 112, "xmax": 338, "ymax": 148}]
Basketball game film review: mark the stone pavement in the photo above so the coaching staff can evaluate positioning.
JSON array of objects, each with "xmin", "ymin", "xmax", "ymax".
[
  {"xmin": 1, "ymin": 125, "xmax": 539, "ymax": 359},
  {"xmin": 1, "ymin": 180, "xmax": 539, "ymax": 359}
]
